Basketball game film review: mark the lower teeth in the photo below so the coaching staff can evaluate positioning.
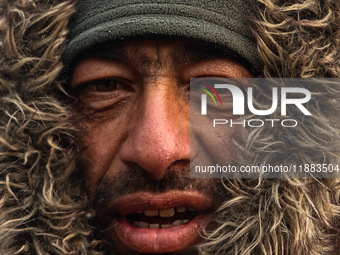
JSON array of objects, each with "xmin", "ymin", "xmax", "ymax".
[{"xmin": 133, "ymin": 219, "xmax": 190, "ymax": 229}]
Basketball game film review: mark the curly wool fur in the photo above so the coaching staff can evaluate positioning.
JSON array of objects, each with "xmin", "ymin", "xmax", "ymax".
[
  {"xmin": 0, "ymin": 1, "xmax": 103, "ymax": 254},
  {"xmin": 200, "ymin": 0, "xmax": 340, "ymax": 255},
  {"xmin": 0, "ymin": 0, "xmax": 339, "ymax": 255}
]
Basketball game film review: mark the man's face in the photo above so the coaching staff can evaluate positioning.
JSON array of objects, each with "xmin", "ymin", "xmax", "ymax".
[{"xmin": 71, "ymin": 40, "xmax": 251, "ymax": 254}]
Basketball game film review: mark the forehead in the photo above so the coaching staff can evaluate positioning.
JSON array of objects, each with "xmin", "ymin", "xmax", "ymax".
[{"xmin": 71, "ymin": 40, "xmax": 253, "ymax": 84}]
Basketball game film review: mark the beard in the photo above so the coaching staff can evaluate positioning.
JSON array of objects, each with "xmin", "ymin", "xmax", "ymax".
[{"xmin": 84, "ymin": 163, "xmax": 228, "ymax": 255}]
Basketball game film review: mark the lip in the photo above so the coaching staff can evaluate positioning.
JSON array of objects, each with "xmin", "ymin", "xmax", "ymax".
[{"xmin": 108, "ymin": 191, "xmax": 212, "ymax": 253}]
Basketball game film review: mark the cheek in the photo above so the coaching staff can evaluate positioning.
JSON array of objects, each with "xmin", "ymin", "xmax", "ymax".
[
  {"xmin": 76, "ymin": 117, "xmax": 128, "ymax": 198},
  {"xmin": 192, "ymin": 125, "xmax": 236, "ymax": 164}
]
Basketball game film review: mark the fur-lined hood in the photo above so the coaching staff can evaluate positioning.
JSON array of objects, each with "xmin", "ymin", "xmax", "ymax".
[{"xmin": 0, "ymin": 0, "xmax": 339, "ymax": 254}]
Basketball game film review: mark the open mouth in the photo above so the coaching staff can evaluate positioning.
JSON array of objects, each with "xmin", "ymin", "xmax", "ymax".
[
  {"xmin": 107, "ymin": 191, "xmax": 212, "ymax": 253},
  {"xmin": 126, "ymin": 207, "xmax": 199, "ymax": 229}
]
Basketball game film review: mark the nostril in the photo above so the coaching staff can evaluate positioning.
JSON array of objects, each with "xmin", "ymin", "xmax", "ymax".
[
  {"xmin": 119, "ymin": 92, "xmax": 190, "ymax": 180},
  {"xmin": 120, "ymin": 132, "xmax": 190, "ymax": 179}
]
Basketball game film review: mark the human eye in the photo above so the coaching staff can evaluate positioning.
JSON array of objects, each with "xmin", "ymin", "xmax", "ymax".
[
  {"xmin": 73, "ymin": 78, "xmax": 135, "ymax": 109},
  {"xmin": 81, "ymin": 79, "xmax": 132, "ymax": 93}
]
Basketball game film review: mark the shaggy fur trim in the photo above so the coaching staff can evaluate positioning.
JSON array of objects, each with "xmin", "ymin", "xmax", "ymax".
[
  {"xmin": 200, "ymin": 1, "xmax": 340, "ymax": 255},
  {"xmin": 0, "ymin": 0, "xmax": 339, "ymax": 255},
  {"xmin": 0, "ymin": 1, "xmax": 104, "ymax": 254}
]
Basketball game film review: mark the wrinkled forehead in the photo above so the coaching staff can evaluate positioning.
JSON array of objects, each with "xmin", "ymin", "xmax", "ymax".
[{"xmin": 71, "ymin": 39, "xmax": 253, "ymax": 85}]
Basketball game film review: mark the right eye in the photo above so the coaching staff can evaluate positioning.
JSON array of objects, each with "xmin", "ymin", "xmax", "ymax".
[
  {"xmin": 72, "ymin": 78, "xmax": 137, "ymax": 110},
  {"xmin": 81, "ymin": 79, "xmax": 132, "ymax": 93}
]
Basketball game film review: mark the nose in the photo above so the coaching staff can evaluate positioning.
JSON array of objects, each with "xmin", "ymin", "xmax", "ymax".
[{"xmin": 119, "ymin": 78, "xmax": 190, "ymax": 180}]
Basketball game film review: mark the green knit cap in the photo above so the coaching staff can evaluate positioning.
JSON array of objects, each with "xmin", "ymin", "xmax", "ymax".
[{"xmin": 65, "ymin": 0, "xmax": 262, "ymax": 72}]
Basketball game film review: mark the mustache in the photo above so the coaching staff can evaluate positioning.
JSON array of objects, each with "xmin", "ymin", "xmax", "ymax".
[{"xmin": 92, "ymin": 165, "xmax": 224, "ymax": 212}]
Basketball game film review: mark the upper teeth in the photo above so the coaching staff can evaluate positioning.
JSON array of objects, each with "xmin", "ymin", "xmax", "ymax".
[
  {"xmin": 143, "ymin": 207, "xmax": 189, "ymax": 217},
  {"xmin": 144, "ymin": 210, "xmax": 159, "ymax": 216},
  {"xmin": 160, "ymin": 208, "xmax": 175, "ymax": 217},
  {"xmin": 176, "ymin": 207, "xmax": 187, "ymax": 213}
]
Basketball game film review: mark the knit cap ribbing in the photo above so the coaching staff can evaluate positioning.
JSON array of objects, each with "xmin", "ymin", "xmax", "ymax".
[{"xmin": 65, "ymin": 0, "xmax": 262, "ymax": 71}]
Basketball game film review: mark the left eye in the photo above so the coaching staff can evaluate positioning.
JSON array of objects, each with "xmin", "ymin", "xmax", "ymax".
[{"xmin": 85, "ymin": 79, "xmax": 129, "ymax": 92}]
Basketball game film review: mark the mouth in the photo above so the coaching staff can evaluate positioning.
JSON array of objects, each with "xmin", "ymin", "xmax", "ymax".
[
  {"xmin": 127, "ymin": 206, "xmax": 199, "ymax": 229},
  {"xmin": 108, "ymin": 191, "xmax": 212, "ymax": 253}
]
